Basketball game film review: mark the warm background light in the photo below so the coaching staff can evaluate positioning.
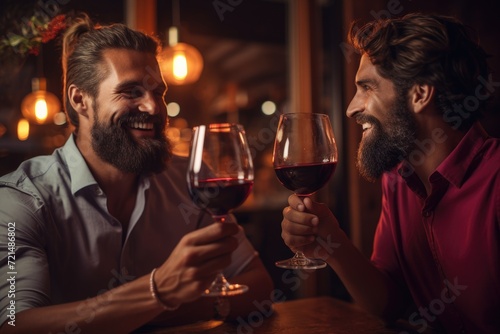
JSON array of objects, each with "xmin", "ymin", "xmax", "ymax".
[
  {"xmin": 160, "ymin": 42, "xmax": 204, "ymax": 85},
  {"xmin": 21, "ymin": 78, "xmax": 61, "ymax": 124},
  {"xmin": 173, "ymin": 53, "xmax": 188, "ymax": 79},
  {"xmin": 167, "ymin": 102, "xmax": 181, "ymax": 117},
  {"xmin": 17, "ymin": 119, "xmax": 30, "ymax": 141},
  {"xmin": 53, "ymin": 111, "xmax": 67, "ymax": 125},
  {"xmin": 35, "ymin": 99, "xmax": 48, "ymax": 121},
  {"xmin": 261, "ymin": 100, "xmax": 277, "ymax": 115}
]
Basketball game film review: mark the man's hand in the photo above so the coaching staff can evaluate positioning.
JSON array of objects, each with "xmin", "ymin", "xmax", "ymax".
[
  {"xmin": 281, "ymin": 194, "xmax": 343, "ymax": 260},
  {"xmin": 154, "ymin": 222, "xmax": 239, "ymax": 308}
]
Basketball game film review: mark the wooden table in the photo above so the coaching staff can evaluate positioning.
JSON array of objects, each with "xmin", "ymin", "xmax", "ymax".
[{"xmin": 139, "ymin": 296, "xmax": 429, "ymax": 334}]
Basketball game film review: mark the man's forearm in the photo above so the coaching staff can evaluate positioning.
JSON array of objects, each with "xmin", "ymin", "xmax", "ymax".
[
  {"xmin": 1, "ymin": 257, "xmax": 274, "ymax": 333},
  {"xmin": 0, "ymin": 274, "xmax": 165, "ymax": 334},
  {"xmin": 325, "ymin": 231, "xmax": 396, "ymax": 319}
]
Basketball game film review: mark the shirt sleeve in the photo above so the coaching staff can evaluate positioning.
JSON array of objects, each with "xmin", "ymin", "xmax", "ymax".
[{"xmin": 0, "ymin": 187, "xmax": 51, "ymax": 326}]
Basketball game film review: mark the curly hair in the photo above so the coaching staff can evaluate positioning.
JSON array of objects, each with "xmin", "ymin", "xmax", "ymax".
[
  {"xmin": 349, "ymin": 13, "xmax": 490, "ymax": 131},
  {"xmin": 62, "ymin": 14, "xmax": 161, "ymax": 129}
]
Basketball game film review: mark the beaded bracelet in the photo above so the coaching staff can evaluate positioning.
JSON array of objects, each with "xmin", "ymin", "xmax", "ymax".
[{"xmin": 149, "ymin": 268, "xmax": 179, "ymax": 311}]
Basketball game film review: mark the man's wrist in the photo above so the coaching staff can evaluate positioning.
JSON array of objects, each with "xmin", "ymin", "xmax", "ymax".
[{"xmin": 150, "ymin": 268, "xmax": 180, "ymax": 311}]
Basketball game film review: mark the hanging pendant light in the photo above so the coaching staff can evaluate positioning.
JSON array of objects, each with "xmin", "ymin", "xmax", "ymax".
[
  {"xmin": 159, "ymin": 0, "xmax": 204, "ymax": 85},
  {"xmin": 21, "ymin": 77, "xmax": 61, "ymax": 124}
]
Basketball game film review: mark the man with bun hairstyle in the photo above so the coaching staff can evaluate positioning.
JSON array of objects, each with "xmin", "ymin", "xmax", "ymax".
[{"xmin": 0, "ymin": 14, "xmax": 272, "ymax": 333}]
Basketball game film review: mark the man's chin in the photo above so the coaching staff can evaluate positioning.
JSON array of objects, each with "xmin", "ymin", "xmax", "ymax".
[
  {"xmin": 357, "ymin": 165, "xmax": 381, "ymax": 182},
  {"xmin": 357, "ymin": 149, "xmax": 398, "ymax": 182}
]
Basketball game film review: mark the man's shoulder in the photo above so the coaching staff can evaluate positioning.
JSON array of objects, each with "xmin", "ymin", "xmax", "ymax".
[
  {"xmin": 0, "ymin": 148, "xmax": 67, "ymax": 197},
  {"xmin": 482, "ymin": 135, "xmax": 500, "ymax": 163},
  {"xmin": 478, "ymin": 136, "xmax": 500, "ymax": 186}
]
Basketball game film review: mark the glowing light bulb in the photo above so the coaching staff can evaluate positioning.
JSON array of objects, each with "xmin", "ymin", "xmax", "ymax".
[
  {"xmin": 35, "ymin": 98, "xmax": 48, "ymax": 122},
  {"xmin": 159, "ymin": 25, "xmax": 204, "ymax": 86},
  {"xmin": 173, "ymin": 52, "xmax": 188, "ymax": 80},
  {"xmin": 21, "ymin": 78, "xmax": 61, "ymax": 124}
]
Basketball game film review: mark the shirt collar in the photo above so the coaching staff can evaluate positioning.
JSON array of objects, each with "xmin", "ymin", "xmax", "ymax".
[
  {"xmin": 62, "ymin": 134, "xmax": 99, "ymax": 195},
  {"xmin": 62, "ymin": 134, "xmax": 152, "ymax": 197},
  {"xmin": 397, "ymin": 122, "xmax": 490, "ymax": 190},
  {"xmin": 435, "ymin": 122, "xmax": 489, "ymax": 188}
]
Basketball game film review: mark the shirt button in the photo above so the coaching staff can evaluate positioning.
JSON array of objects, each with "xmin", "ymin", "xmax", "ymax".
[{"xmin": 422, "ymin": 210, "xmax": 431, "ymax": 217}]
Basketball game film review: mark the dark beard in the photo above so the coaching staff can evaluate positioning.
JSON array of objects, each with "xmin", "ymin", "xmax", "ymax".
[
  {"xmin": 91, "ymin": 108, "xmax": 172, "ymax": 175},
  {"xmin": 356, "ymin": 94, "xmax": 416, "ymax": 181}
]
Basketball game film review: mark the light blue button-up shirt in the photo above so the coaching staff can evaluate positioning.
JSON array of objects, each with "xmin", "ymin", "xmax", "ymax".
[{"xmin": 0, "ymin": 135, "xmax": 257, "ymax": 324}]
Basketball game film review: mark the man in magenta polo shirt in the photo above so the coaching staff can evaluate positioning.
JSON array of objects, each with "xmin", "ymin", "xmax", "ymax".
[{"xmin": 280, "ymin": 13, "xmax": 499, "ymax": 333}]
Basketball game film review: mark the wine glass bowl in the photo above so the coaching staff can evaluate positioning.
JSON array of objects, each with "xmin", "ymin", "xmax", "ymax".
[
  {"xmin": 187, "ymin": 123, "xmax": 254, "ymax": 296},
  {"xmin": 273, "ymin": 113, "xmax": 338, "ymax": 269}
]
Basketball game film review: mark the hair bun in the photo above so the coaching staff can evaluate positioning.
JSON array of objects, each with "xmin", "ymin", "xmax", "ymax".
[{"xmin": 62, "ymin": 13, "xmax": 94, "ymax": 71}]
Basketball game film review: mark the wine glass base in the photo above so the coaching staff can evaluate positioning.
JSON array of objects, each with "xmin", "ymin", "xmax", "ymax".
[
  {"xmin": 275, "ymin": 257, "xmax": 327, "ymax": 270},
  {"xmin": 203, "ymin": 283, "xmax": 249, "ymax": 297}
]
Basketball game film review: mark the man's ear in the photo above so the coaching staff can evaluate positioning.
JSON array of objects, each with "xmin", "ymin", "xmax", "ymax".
[
  {"xmin": 68, "ymin": 84, "xmax": 90, "ymax": 118},
  {"xmin": 409, "ymin": 84, "xmax": 435, "ymax": 114}
]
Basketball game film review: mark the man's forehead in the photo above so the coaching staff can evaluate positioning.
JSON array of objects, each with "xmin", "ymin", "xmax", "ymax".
[
  {"xmin": 100, "ymin": 48, "xmax": 165, "ymax": 88},
  {"xmin": 101, "ymin": 48, "xmax": 157, "ymax": 70},
  {"xmin": 356, "ymin": 54, "xmax": 378, "ymax": 80}
]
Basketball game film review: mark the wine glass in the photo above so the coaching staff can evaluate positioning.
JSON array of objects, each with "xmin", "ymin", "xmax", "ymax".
[
  {"xmin": 187, "ymin": 123, "xmax": 254, "ymax": 296},
  {"xmin": 272, "ymin": 113, "xmax": 338, "ymax": 269}
]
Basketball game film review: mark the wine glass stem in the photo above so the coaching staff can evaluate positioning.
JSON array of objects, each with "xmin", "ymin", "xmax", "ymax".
[
  {"xmin": 212, "ymin": 215, "xmax": 229, "ymax": 276},
  {"xmin": 290, "ymin": 251, "xmax": 311, "ymax": 266},
  {"xmin": 213, "ymin": 215, "xmax": 229, "ymax": 282},
  {"xmin": 204, "ymin": 214, "xmax": 249, "ymax": 296},
  {"xmin": 295, "ymin": 251, "xmax": 307, "ymax": 259}
]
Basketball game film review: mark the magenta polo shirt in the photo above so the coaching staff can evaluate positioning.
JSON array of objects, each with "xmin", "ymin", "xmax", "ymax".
[{"xmin": 372, "ymin": 122, "xmax": 500, "ymax": 333}]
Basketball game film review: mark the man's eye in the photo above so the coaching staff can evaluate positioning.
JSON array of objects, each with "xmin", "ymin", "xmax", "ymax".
[
  {"xmin": 123, "ymin": 89, "xmax": 143, "ymax": 98},
  {"xmin": 153, "ymin": 90, "xmax": 165, "ymax": 98}
]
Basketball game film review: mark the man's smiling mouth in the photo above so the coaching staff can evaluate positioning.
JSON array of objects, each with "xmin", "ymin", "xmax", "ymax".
[
  {"xmin": 127, "ymin": 121, "xmax": 154, "ymax": 130},
  {"xmin": 362, "ymin": 122, "xmax": 373, "ymax": 132}
]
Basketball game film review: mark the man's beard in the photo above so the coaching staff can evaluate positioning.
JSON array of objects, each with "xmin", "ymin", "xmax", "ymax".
[
  {"xmin": 91, "ymin": 106, "xmax": 172, "ymax": 175},
  {"xmin": 356, "ymin": 94, "xmax": 416, "ymax": 181}
]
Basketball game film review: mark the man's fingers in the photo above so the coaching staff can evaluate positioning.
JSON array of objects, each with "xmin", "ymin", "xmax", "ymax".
[
  {"xmin": 282, "ymin": 232, "xmax": 315, "ymax": 249},
  {"xmin": 282, "ymin": 218, "xmax": 317, "ymax": 235},
  {"xmin": 283, "ymin": 206, "xmax": 318, "ymax": 227},
  {"xmin": 182, "ymin": 222, "xmax": 239, "ymax": 246},
  {"xmin": 190, "ymin": 254, "xmax": 234, "ymax": 278},
  {"xmin": 183, "ymin": 237, "xmax": 238, "ymax": 266},
  {"xmin": 288, "ymin": 194, "xmax": 306, "ymax": 211}
]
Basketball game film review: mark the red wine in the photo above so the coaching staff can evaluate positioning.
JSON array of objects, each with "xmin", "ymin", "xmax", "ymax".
[
  {"xmin": 274, "ymin": 162, "xmax": 336, "ymax": 195},
  {"xmin": 189, "ymin": 178, "xmax": 253, "ymax": 216}
]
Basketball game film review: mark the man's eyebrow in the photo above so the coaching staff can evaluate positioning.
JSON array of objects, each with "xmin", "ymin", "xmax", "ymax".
[
  {"xmin": 114, "ymin": 80, "xmax": 167, "ymax": 93},
  {"xmin": 114, "ymin": 80, "xmax": 142, "ymax": 91},
  {"xmin": 355, "ymin": 78, "xmax": 378, "ymax": 87}
]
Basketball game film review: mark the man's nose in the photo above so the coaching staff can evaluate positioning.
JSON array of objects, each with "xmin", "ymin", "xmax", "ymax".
[
  {"xmin": 346, "ymin": 93, "xmax": 364, "ymax": 119},
  {"xmin": 138, "ymin": 91, "xmax": 159, "ymax": 115}
]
